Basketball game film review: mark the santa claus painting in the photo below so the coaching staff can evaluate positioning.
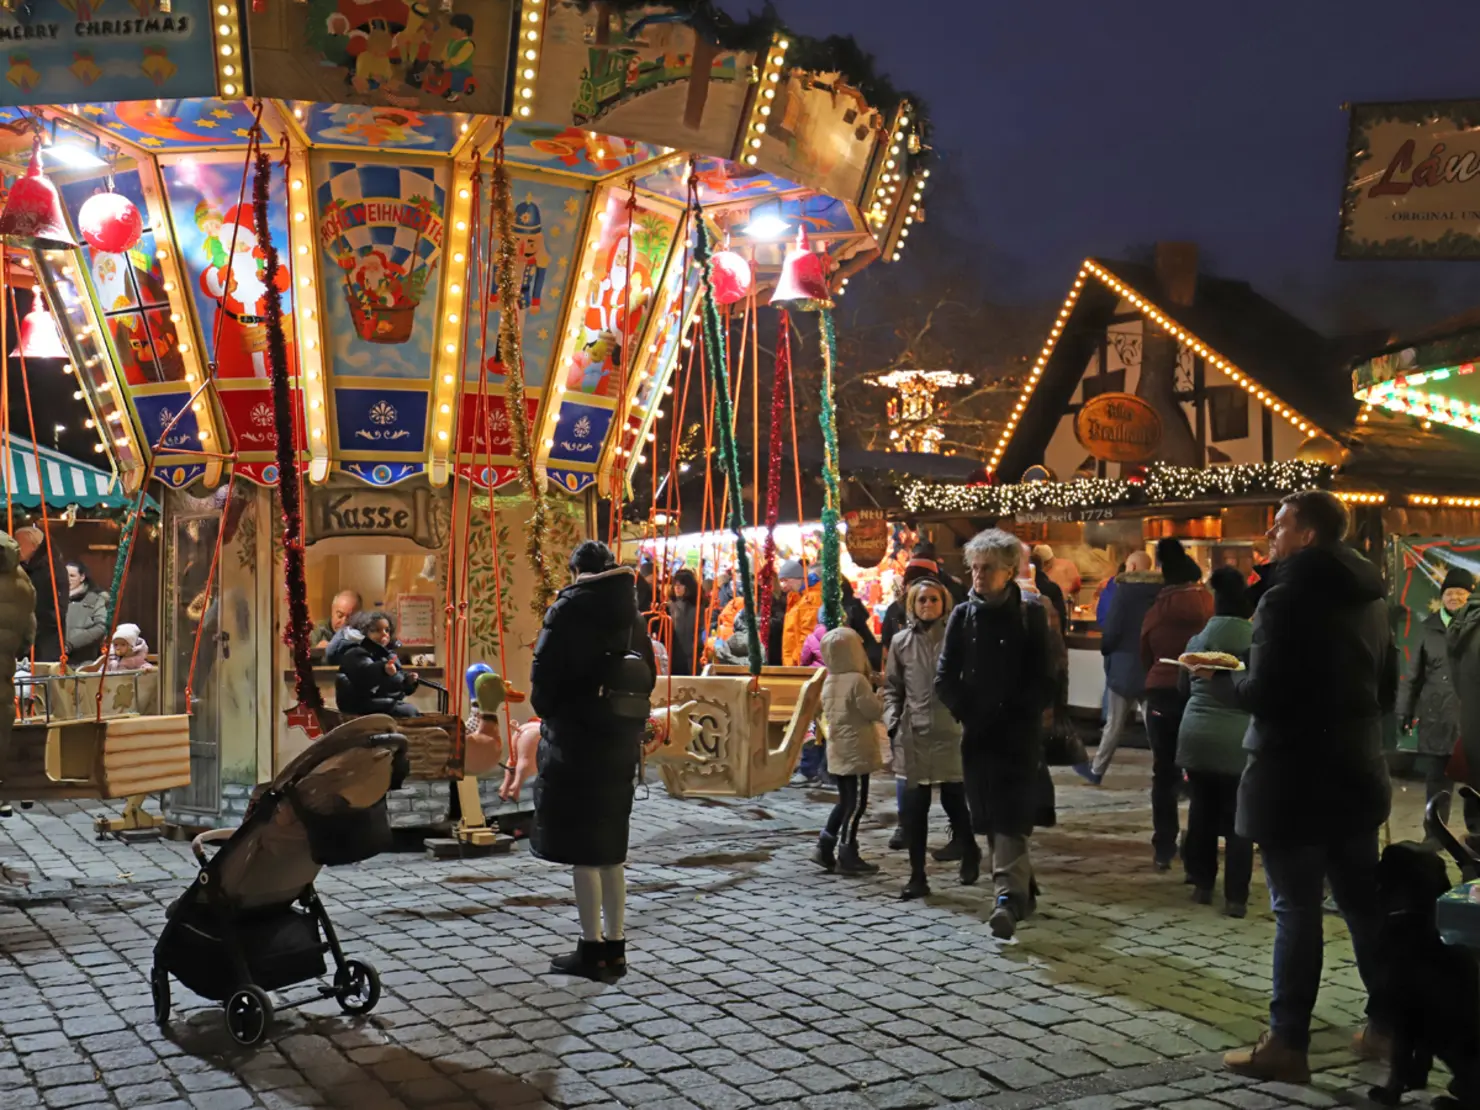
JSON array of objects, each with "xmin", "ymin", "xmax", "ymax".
[{"xmin": 198, "ymin": 205, "xmax": 293, "ymax": 378}]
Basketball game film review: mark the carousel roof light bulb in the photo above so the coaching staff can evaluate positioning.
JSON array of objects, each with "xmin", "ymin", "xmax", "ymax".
[
  {"xmin": 93, "ymin": 443, "xmax": 104, "ymax": 454},
  {"xmin": 84, "ymin": 418, "xmax": 94, "ymax": 429},
  {"xmin": 544, "ymin": 438, "xmax": 554, "ymax": 448}
]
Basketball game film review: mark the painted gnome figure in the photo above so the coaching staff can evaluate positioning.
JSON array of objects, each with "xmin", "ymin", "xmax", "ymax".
[{"xmin": 200, "ymin": 205, "xmax": 292, "ymax": 379}]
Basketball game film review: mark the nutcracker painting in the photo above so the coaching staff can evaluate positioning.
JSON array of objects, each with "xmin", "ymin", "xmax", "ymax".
[
  {"xmin": 473, "ymin": 177, "xmax": 586, "ymax": 388},
  {"xmin": 163, "ymin": 158, "xmax": 298, "ymax": 380}
]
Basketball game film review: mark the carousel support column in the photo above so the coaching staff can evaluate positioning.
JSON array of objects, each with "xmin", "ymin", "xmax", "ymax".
[{"xmin": 253, "ymin": 485, "xmax": 276, "ymax": 780}]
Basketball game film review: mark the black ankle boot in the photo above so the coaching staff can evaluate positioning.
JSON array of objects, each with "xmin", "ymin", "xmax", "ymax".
[
  {"xmin": 549, "ymin": 940, "xmax": 607, "ymax": 981},
  {"xmin": 812, "ymin": 831, "xmax": 837, "ymax": 872},
  {"xmin": 932, "ymin": 836, "xmax": 967, "ymax": 863},
  {"xmin": 836, "ymin": 842, "xmax": 879, "ymax": 876},
  {"xmin": 603, "ymin": 938, "xmax": 627, "ymax": 979},
  {"xmin": 900, "ymin": 873, "xmax": 930, "ymax": 900},
  {"xmin": 959, "ymin": 840, "xmax": 981, "ymax": 886}
]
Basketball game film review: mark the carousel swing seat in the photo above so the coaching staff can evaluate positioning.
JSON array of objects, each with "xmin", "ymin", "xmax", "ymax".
[
  {"xmin": 647, "ymin": 665, "xmax": 825, "ymax": 798},
  {"xmin": 1, "ymin": 713, "xmax": 191, "ymax": 803}
]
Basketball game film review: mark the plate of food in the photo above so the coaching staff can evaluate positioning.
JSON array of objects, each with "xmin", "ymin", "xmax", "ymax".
[{"xmin": 1161, "ymin": 651, "xmax": 1245, "ymax": 672}]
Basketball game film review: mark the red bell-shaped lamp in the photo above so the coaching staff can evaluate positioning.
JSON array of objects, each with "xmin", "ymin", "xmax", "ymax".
[
  {"xmin": 11, "ymin": 294, "xmax": 68, "ymax": 361},
  {"xmin": 769, "ymin": 227, "xmax": 831, "ymax": 311},
  {"xmin": 0, "ymin": 145, "xmax": 76, "ymax": 250},
  {"xmin": 709, "ymin": 248, "xmax": 752, "ymax": 306}
]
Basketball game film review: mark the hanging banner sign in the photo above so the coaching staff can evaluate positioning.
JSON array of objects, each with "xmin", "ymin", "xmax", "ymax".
[
  {"xmin": 306, "ymin": 486, "xmax": 441, "ymax": 548},
  {"xmin": 843, "ymin": 509, "xmax": 889, "ymax": 569},
  {"xmin": 1339, "ymin": 99, "xmax": 1480, "ymax": 259},
  {"xmin": 1074, "ymin": 392, "xmax": 1162, "ymax": 463},
  {"xmin": 0, "ymin": 0, "xmax": 217, "ymax": 107}
]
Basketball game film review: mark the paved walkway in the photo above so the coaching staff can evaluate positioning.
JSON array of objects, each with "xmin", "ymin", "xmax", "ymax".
[{"xmin": 0, "ymin": 752, "xmax": 1447, "ymax": 1110}]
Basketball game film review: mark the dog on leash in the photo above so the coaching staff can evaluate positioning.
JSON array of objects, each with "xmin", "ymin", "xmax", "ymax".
[{"xmin": 1369, "ymin": 841, "xmax": 1479, "ymax": 1109}]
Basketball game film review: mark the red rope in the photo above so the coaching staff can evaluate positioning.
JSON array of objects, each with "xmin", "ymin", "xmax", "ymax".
[{"xmin": 8, "ymin": 284, "xmax": 66, "ymax": 670}]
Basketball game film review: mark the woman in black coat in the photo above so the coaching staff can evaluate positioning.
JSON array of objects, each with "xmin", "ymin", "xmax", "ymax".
[
  {"xmin": 1402, "ymin": 567, "xmax": 1474, "ymax": 824},
  {"xmin": 530, "ymin": 540, "xmax": 655, "ymax": 982},
  {"xmin": 667, "ymin": 567, "xmax": 705, "ymax": 675}
]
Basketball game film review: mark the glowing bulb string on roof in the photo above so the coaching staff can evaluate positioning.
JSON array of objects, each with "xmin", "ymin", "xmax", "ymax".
[
  {"xmin": 899, "ymin": 461, "xmax": 1335, "ymax": 515},
  {"xmin": 987, "ymin": 261, "xmax": 1322, "ymax": 474}
]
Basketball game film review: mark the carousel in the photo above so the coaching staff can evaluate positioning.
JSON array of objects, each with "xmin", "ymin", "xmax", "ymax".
[{"xmin": 0, "ymin": 0, "xmax": 929, "ymax": 836}]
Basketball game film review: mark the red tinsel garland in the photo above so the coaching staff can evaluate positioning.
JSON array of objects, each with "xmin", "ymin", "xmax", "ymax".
[
  {"xmin": 254, "ymin": 145, "xmax": 321, "ymax": 710},
  {"xmin": 757, "ymin": 310, "xmax": 790, "ymax": 656}
]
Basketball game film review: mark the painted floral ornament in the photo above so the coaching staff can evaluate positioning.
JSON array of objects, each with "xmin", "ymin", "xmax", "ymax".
[
  {"xmin": 709, "ymin": 247, "xmax": 752, "ymax": 306},
  {"xmin": 77, "ymin": 190, "xmax": 143, "ymax": 254}
]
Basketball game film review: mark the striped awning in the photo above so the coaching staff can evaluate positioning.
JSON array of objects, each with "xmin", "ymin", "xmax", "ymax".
[{"xmin": 0, "ymin": 437, "xmax": 148, "ymax": 512}]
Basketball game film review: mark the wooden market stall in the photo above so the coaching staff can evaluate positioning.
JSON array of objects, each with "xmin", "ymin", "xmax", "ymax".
[{"xmin": 895, "ymin": 244, "xmax": 1480, "ymax": 715}]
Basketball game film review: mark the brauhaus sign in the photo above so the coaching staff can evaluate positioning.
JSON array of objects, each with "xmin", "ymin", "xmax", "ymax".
[
  {"xmin": 1340, "ymin": 99, "xmax": 1480, "ymax": 259},
  {"xmin": 1074, "ymin": 392, "xmax": 1162, "ymax": 463}
]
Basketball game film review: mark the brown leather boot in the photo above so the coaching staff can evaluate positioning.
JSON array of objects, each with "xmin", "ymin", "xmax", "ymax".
[{"xmin": 1223, "ymin": 1031, "xmax": 1311, "ymax": 1083}]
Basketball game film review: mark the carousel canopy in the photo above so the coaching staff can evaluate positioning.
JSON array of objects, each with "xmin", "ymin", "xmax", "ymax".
[
  {"xmin": 0, "ymin": 433, "xmax": 145, "ymax": 511},
  {"xmin": 0, "ymin": 1, "xmax": 929, "ymax": 502}
]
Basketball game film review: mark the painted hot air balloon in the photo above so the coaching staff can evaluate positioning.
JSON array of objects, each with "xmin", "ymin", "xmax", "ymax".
[{"xmin": 317, "ymin": 162, "xmax": 445, "ymax": 345}]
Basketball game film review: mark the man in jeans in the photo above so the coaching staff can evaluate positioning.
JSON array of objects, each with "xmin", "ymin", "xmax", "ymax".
[{"xmin": 1198, "ymin": 490, "xmax": 1395, "ymax": 1081}]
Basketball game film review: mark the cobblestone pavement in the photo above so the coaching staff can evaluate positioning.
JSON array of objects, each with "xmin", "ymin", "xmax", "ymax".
[{"xmin": 0, "ymin": 751, "xmax": 1451, "ymax": 1110}]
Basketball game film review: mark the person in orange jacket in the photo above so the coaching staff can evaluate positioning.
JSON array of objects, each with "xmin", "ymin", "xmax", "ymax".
[{"xmin": 780, "ymin": 560, "xmax": 823, "ymax": 667}]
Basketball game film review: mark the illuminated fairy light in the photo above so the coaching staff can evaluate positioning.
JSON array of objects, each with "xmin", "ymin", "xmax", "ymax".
[
  {"xmin": 866, "ymin": 369, "xmax": 973, "ymax": 453},
  {"xmin": 901, "ymin": 461, "xmax": 1335, "ymax": 516},
  {"xmin": 511, "ymin": 0, "xmax": 544, "ymax": 118},
  {"xmin": 988, "ymin": 261, "xmax": 1321, "ymax": 474},
  {"xmin": 1336, "ymin": 491, "xmax": 1386, "ymax": 505},
  {"xmin": 742, "ymin": 34, "xmax": 790, "ymax": 166},
  {"xmin": 214, "ymin": 1, "xmax": 242, "ymax": 97},
  {"xmin": 282, "ymin": 148, "xmax": 330, "ymax": 483},
  {"xmin": 1411, "ymin": 493, "xmax": 1480, "ymax": 508},
  {"xmin": 429, "ymin": 162, "xmax": 476, "ymax": 485}
]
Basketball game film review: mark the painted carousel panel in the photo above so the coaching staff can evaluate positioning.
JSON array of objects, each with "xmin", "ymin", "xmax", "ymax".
[
  {"xmin": 532, "ymin": 2, "xmax": 756, "ymax": 162},
  {"xmin": 466, "ymin": 172, "xmax": 588, "ymax": 389},
  {"xmin": 0, "ymin": 1, "xmax": 217, "ymax": 108},
  {"xmin": 314, "ymin": 158, "xmax": 447, "ymax": 380},
  {"xmin": 247, "ymin": 0, "xmax": 514, "ymax": 118}
]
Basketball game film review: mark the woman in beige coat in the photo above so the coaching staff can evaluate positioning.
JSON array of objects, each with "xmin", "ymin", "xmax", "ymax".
[
  {"xmin": 812, "ymin": 627, "xmax": 886, "ymax": 876},
  {"xmin": 885, "ymin": 578, "xmax": 979, "ymax": 899}
]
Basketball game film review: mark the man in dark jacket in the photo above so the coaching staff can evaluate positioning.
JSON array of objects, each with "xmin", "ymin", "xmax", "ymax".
[
  {"xmin": 1075, "ymin": 551, "xmax": 1161, "ymax": 785},
  {"xmin": 530, "ymin": 540, "xmax": 656, "ymax": 981},
  {"xmin": 936, "ymin": 528, "xmax": 1057, "ymax": 940},
  {"xmin": 14, "ymin": 525, "xmax": 68, "ymax": 662},
  {"xmin": 1445, "ymin": 582, "xmax": 1480, "ymax": 839},
  {"xmin": 1203, "ymin": 491, "xmax": 1394, "ymax": 1083}
]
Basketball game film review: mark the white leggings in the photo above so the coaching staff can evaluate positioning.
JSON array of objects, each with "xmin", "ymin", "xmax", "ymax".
[{"xmin": 572, "ymin": 864, "xmax": 626, "ymax": 942}]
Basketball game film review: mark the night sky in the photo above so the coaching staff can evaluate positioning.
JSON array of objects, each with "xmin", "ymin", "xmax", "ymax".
[{"xmin": 751, "ymin": 0, "xmax": 1480, "ymax": 329}]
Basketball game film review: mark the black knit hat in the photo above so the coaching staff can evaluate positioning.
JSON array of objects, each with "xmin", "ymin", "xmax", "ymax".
[{"xmin": 1442, "ymin": 566, "xmax": 1476, "ymax": 593}]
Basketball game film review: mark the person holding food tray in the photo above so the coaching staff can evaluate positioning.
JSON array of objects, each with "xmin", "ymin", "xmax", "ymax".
[
  {"xmin": 1176, "ymin": 567, "xmax": 1255, "ymax": 917},
  {"xmin": 1194, "ymin": 490, "xmax": 1394, "ymax": 1084}
]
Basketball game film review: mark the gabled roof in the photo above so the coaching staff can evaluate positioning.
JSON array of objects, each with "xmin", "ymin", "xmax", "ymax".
[{"xmin": 991, "ymin": 259, "xmax": 1357, "ymax": 481}]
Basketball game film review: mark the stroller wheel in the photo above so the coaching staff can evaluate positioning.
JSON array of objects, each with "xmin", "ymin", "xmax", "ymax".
[
  {"xmin": 224, "ymin": 985, "xmax": 273, "ymax": 1046},
  {"xmin": 150, "ymin": 966, "xmax": 170, "ymax": 1025},
  {"xmin": 334, "ymin": 959, "xmax": 381, "ymax": 1015}
]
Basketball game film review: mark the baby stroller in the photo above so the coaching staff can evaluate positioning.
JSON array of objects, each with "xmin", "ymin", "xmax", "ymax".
[{"xmin": 151, "ymin": 716, "xmax": 410, "ymax": 1046}]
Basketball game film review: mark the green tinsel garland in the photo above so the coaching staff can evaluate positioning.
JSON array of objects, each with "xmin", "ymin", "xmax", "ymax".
[
  {"xmin": 492, "ymin": 153, "xmax": 559, "ymax": 616},
  {"xmin": 817, "ymin": 308, "xmax": 843, "ymax": 632},
  {"xmin": 694, "ymin": 221, "xmax": 762, "ymax": 674}
]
